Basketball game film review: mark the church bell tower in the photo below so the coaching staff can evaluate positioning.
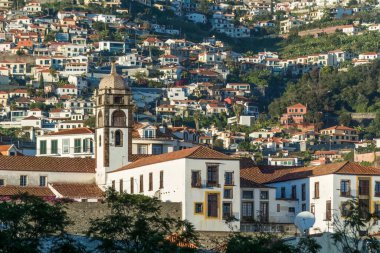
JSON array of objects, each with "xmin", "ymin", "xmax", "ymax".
[{"xmin": 95, "ymin": 63, "xmax": 132, "ymax": 186}]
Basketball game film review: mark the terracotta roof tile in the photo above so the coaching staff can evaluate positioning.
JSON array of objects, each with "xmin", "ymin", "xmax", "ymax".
[
  {"xmin": 241, "ymin": 162, "xmax": 380, "ymax": 184},
  {"xmin": 129, "ymin": 154, "xmax": 154, "ymax": 162},
  {"xmin": 112, "ymin": 146, "xmax": 235, "ymax": 173},
  {"xmin": 50, "ymin": 183, "xmax": 104, "ymax": 199},
  {"xmin": 48, "ymin": 127, "xmax": 94, "ymax": 135},
  {"xmin": 0, "ymin": 186, "xmax": 54, "ymax": 197},
  {"xmin": 0, "ymin": 156, "xmax": 95, "ymax": 173}
]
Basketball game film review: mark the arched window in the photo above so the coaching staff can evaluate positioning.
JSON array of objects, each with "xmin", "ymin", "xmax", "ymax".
[
  {"xmin": 97, "ymin": 111, "xmax": 104, "ymax": 127},
  {"xmin": 115, "ymin": 130, "xmax": 123, "ymax": 147},
  {"xmin": 112, "ymin": 110, "xmax": 126, "ymax": 127}
]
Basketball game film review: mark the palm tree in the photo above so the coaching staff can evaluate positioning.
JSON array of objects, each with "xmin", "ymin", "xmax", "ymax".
[
  {"xmin": 193, "ymin": 111, "xmax": 201, "ymax": 131},
  {"xmin": 233, "ymin": 103, "xmax": 244, "ymax": 125}
]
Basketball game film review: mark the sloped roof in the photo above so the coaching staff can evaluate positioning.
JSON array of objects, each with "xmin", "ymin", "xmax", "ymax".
[
  {"xmin": 241, "ymin": 162, "xmax": 380, "ymax": 184},
  {"xmin": 50, "ymin": 183, "xmax": 104, "ymax": 199},
  {"xmin": 0, "ymin": 156, "xmax": 95, "ymax": 173},
  {"xmin": 0, "ymin": 186, "xmax": 54, "ymax": 197},
  {"xmin": 48, "ymin": 127, "xmax": 94, "ymax": 135},
  {"xmin": 111, "ymin": 146, "xmax": 236, "ymax": 173}
]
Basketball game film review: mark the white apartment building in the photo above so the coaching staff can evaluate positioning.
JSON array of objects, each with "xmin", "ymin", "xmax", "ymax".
[
  {"xmin": 167, "ymin": 86, "xmax": 189, "ymax": 101},
  {"xmin": 36, "ymin": 128, "xmax": 94, "ymax": 158},
  {"xmin": 107, "ymin": 146, "xmax": 241, "ymax": 231},
  {"xmin": 252, "ymin": 162, "xmax": 380, "ymax": 234}
]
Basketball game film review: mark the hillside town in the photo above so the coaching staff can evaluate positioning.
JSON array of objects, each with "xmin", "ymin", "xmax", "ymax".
[{"xmin": 0, "ymin": 0, "xmax": 380, "ymax": 251}]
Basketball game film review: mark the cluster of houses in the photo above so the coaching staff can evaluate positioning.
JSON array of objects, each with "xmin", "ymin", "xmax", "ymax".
[{"xmin": 0, "ymin": 66, "xmax": 379, "ymax": 237}]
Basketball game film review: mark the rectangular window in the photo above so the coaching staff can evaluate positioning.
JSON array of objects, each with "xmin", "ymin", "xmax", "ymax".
[
  {"xmin": 20, "ymin": 175, "xmax": 27, "ymax": 186},
  {"xmin": 130, "ymin": 177, "xmax": 134, "ymax": 194},
  {"xmin": 152, "ymin": 144, "xmax": 163, "ymax": 155},
  {"xmin": 222, "ymin": 202, "xmax": 232, "ymax": 219},
  {"xmin": 281, "ymin": 187, "xmax": 286, "ymax": 198},
  {"xmin": 302, "ymin": 203, "xmax": 306, "ymax": 211},
  {"xmin": 207, "ymin": 165, "xmax": 219, "ymax": 187},
  {"xmin": 260, "ymin": 202, "xmax": 269, "ymax": 222},
  {"xmin": 149, "ymin": 173, "xmax": 153, "ymax": 191},
  {"xmin": 40, "ymin": 140, "xmax": 47, "ymax": 154},
  {"xmin": 260, "ymin": 191, "xmax": 269, "ymax": 200},
  {"xmin": 111, "ymin": 180, "xmax": 115, "ymax": 190},
  {"xmin": 375, "ymin": 182, "xmax": 380, "ymax": 197},
  {"xmin": 191, "ymin": 171, "xmax": 201, "ymax": 187},
  {"xmin": 139, "ymin": 175, "xmax": 143, "ymax": 193},
  {"xmin": 119, "ymin": 179, "xmax": 123, "ymax": 193},
  {"xmin": 311, "ymin": 204, "xmax": 315, "ymax": 214},
  {"xmin": 51, "ymin": 140, "xmax": 58, "ymax": 154},
  {"xmin": 224, "ymin": 171, "xmax": 234, "ymax": 186},
  {"xmin": 277, "ymin": 204, "xmax": 280, "ymax": 212},
  {"xmin": 341, "ymin": 202, "xmax": 351, "ymax": 217},
  {"xmin": 74, "ymin": 138, "xmax": 81, "ymax": 153},
  {"xmin": 326, "ymin": 200, "xmax": 331, "ymax": 221},
  {"xmin": 291, "ymin": 185, "xmax": 297, "ymax": 200},
  {"xmin": 359, "ymin": 179, "xmax": 369, "ymax": 196},
  {"xmin": 375, "ymin": 203, "xmax": 380, "ymax": 218},
  {"xmin": 224, "ymin": 188, "xmax": 233, "ymax": 199},
  {"xmin": 138, "ymin": 144, "xmax": 148, "ymax": 154},
  {"xmin": 0, "ymin": 179, "xmax": 4, "ymax": 186},
  {"xmin": 242, "ymin": 191, "xmax": 253, "ymax": 199},
  {"xmin": 340, "ymin": 180, "xmax": 350, "ymax": 197},
  {"xmin": 207, "ymin": 193, "xmax": 219, "ymax": 218},
  {"xmin": 62, "ymin": 139, "xmax": 70, "ymax": 154},
  {"xmin": 144, "ymin": 129, "xmax": 154, "ymax": 138},
  {"xmin": 159, "ymin": 171, "xmax": 164, "ymax": 189},
  {"xmin": 314, "ymin": 182, "xmax": 319, "ymax": 199},
  {"xmin": 83, "ymin": 139, "xmax": 88, "ymax": 153},
  {"xmin": 301, "ymin": 183, "xmax": 306, "ymax": 201},
  {"xmin": 195, "ymin": 203, "xmax": 203, "ymax": 214},
  {"xmin": 39, "ymin": 176, "xmax": 47, "ymax": 187},
  {"xmin": 289, "ymin": 207, "xmax": 295, "ymax": 213},
  {"xmin": 242, "ymin": 202, "xmax": 253, "ymax": 220}
]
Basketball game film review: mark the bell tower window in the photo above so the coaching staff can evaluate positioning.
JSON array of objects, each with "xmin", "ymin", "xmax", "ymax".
[
  {"xmin": 97, "ymin": 111, "xmax": 104, "ymax": 128},
  {"xmin": 112, "ymin": 110, "xmax": 126, "ymax": 127},
  {"xmin": 114, "ymin": 96, "xmax": 123, "ymax": 104},
  {"xmin": 115, "ymin": 130, "xmax": 123, "ymax": 146}
]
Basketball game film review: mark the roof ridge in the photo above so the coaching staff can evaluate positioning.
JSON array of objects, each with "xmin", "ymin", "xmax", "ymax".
[{"xmin": 187, "ymin": 146, "xmax": 203, "ymax": 157}]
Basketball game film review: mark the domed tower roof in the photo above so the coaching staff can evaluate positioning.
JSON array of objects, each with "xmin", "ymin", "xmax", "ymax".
[{"xmin": 99, "ymin": 63, "xmax": 129, "ymax": 90}]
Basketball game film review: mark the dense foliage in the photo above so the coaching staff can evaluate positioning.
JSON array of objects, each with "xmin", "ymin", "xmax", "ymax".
[
  {"xmin": 279, "ymin": 31, "xmax": 380, "ymax": 59},
  {"xmin": 268, "ymin": 60, "xmax": 380, "ymax": 135},
  {"xmin": 88, "ymin": 189, "xmax": 198, "ymax": 253},
  {"xmin": 0, "ymin": 194, "xmax": 70, "ymax": 253}
]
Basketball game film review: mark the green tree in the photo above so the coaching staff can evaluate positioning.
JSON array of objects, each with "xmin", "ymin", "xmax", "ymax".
[
  {"xmin": 226, "ymin": 233, "xmax": 295, "ymax": 253},
  {"xmin": 84, "ymin": 116, "xmax": 96, "ymax": 128},
  {"xmin": 332, "ymin": 198, "xmax": 380, "ymax": 253},
  {"xmin": 0, "ymin": 194, "xmax": 70, "ymax": 253},
  {"xmin": 88, "ymin": 189, "xmax": 198, "ymax": 253}
]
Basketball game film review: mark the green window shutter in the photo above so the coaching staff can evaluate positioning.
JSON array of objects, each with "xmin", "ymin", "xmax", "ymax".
[
  {"xmin": 74, "ymin": 139, "xmax": 81, "ymax": 153},
  {"xmin": 51, "ymin": 140, "xmax": 58, "ymax": 154},
  {"xmin": 83, "ymin": 139, "xmax": 88, "ymax": 153},
  {"xmin": 40, "ymin": 140, "xmax": 46, "ymax": 155}
]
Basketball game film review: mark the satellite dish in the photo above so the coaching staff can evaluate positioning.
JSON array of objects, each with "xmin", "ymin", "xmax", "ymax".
[{"xmin": 294, "ymin": 211, "xmax": 315, "ymax": 235}]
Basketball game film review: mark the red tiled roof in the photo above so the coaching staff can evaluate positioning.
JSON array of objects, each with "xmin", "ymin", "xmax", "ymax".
[
  {"xmin": 48, "ymin": 127, "xmax": 94, "ymax": 135},
  {"xmin": 0, "ymin": 186, "xmax": 54, "ymax": 197},
  {"xmin": 322, "ymin": 125, "xmax": 356, "ymax": 131},
  {"xmin": 112, "ymin": 146, "xmax": 235, "ymax": 173},
  {"xmin": 50, "ymin": 183, "xmax": 104, "ymax": 199},
  {"xmin": 0, "ymin": 156, "xmax": 95, "ymax": 173},
  {"xmin": 129, "ymin": 154, "xmax": 154, "ymax": 162},
  {"xmin": 241, "ymin": 162, "xmax": 380, "ymax": 184},
  {"xmin": 0, "ymin": 145, "xmax": 12, "ymax": 152}
]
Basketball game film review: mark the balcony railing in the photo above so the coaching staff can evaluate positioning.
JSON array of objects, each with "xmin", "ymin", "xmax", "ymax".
[{"xmin": 191, "ymin": 180, "xmax": 221, "ymax": 188}]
